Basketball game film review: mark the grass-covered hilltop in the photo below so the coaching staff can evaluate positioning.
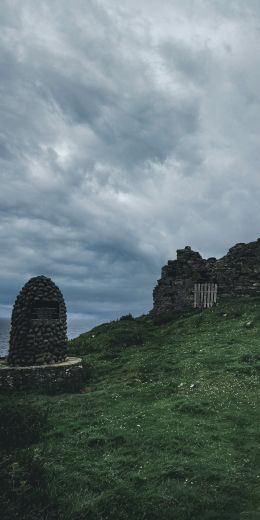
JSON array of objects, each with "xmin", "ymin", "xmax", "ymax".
[{"xmin": 1, "ymin": 296, "xmax": 260, "ymax": 519}]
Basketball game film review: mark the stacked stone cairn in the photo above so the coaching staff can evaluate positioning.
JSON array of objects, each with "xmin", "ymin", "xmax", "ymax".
[{"xmin": 8, "ymin": 276, "xmax": 68, "ymax": 366}]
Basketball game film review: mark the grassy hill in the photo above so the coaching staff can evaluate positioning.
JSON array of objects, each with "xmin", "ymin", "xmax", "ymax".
[{"xmin": 0, "ymin": 296, "xmax": 259, "ymax": 519}]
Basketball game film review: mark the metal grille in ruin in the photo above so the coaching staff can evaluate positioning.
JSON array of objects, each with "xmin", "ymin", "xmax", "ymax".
[{"xmin": 194, "ymin": 283, "xmax": 218, "ymax": 308}]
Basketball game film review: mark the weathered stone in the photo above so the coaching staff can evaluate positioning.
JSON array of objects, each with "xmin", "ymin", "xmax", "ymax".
[
  {"xmin": 0, "ymin": 357, "xmax": 83, "ymax": 391},
  {"xmin": 152, "ymin": 238, "xmax": 260, "ymax": 315},
  {"xmin": 8, "ymin": 275, "xmax": 68, "ymax": 366}
]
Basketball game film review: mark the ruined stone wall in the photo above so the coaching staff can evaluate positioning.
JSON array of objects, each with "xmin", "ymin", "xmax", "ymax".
[{"xmin": 152, "ymin": 239, "xmax": 260, "ymax": 315}]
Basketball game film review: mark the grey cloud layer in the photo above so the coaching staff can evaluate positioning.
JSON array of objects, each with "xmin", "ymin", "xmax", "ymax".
[{"xmin": 0, "ymin": 0, "xmax": 260, "ymax": 319}]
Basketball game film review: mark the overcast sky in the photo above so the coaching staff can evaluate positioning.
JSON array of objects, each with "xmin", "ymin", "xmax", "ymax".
[{"xmin": 1, "ymin": 0, "xmax": 260, "ymax": 323}]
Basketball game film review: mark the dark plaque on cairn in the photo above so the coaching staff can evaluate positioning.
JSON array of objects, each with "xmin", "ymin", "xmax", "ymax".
[
  {"xmin": 8, "ymin": 276, "xmax": 68, "ymax": 366},
  {"xmin": 31, "ymin": 301, "xmax": 60, "ymax": 320}
]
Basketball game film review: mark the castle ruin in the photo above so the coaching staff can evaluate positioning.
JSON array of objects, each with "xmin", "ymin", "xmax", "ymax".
[{"xmin": 152, "ymin": 238, "xmax": 260, "ymax": 315}]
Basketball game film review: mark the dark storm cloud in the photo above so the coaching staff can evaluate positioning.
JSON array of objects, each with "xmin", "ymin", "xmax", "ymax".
[{"xmin": 0, "ymin": 0, "xmax": 260, "ymax": 322}]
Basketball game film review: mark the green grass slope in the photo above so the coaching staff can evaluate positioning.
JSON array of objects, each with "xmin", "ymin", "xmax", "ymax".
[{"xmin": 0, "ymin": 297, "xmax": 259, "ymax": 520}]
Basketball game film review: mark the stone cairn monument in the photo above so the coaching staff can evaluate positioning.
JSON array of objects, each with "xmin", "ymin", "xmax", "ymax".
[
  {"xmin": 0, "ymin": 276, "xmax": 83, "ymax": 391},
  {"xmin": 8, "ymin": 275, "xmax": 67, "ymax": 366}
]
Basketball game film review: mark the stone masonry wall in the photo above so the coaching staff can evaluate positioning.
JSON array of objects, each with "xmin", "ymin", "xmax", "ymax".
[
  {"xmin": 152, "ymin": 238, "xmax": 260, "ymax": 315},
  {"xmin": 0, "ymin": 357, "xmax": 83, "ymax": 392}
]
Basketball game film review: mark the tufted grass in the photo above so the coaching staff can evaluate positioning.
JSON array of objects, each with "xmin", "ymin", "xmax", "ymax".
[{"xmin": 0, "ymin": 296, "xmax": 259, "ymax": 519}]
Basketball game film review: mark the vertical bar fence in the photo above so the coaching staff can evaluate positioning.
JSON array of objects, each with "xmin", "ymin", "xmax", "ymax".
[{"xmin": 194, "ymin": 283, "xmax": 217, "ymax": 308}]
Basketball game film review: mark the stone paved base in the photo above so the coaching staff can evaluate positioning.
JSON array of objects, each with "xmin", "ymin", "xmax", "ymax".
[{"xmin": 0, "ymin": 357, "xmax": 83, "ymax": 392}]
